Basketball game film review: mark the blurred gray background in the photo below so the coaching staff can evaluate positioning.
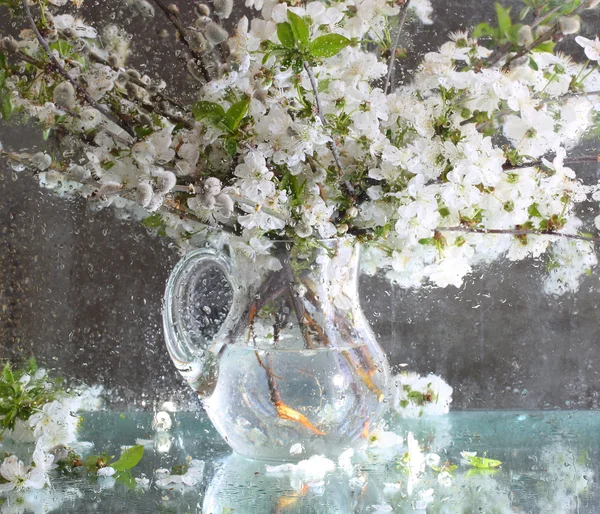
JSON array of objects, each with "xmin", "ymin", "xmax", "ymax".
[{"xmin": 1, "ymin": 0, "xmax": 599, "ymax": 410}]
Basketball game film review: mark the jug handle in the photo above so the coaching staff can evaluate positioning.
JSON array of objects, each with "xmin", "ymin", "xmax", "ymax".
[{"xmin": 162, "ymin": 247, "xmax": 237, "ymax": 398}]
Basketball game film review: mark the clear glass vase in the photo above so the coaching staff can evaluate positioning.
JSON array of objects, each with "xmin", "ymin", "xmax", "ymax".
[{"xmin": 163, "ymin": 238, "xmax": 390, "ymax": 461}]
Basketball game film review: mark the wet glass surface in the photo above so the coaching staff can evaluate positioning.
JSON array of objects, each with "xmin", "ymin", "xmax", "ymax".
[{"xmin": 2, "ymin": 410, "xmax": 598, "ymax": 513}]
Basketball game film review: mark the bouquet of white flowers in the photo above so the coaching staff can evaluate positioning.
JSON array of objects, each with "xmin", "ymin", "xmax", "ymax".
[{"xmin": 1, "ymin": 0, "xmax": 599, "ymax": 295}]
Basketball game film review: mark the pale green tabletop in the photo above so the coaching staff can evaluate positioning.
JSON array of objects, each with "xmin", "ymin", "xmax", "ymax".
[{"xmin": 2, "ymin": 411, "xmax": 598, "ymax": 513}]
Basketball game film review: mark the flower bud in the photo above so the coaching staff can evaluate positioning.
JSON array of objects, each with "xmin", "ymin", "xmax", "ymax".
[
  {"xmin": 98, "ymin": 181, "xmax": 122, "ymax": 197},
  {"xmin": 216, "ymin": 193, "xmax": 234, "ymax": 216},
  {"xmin": 195, "ymin": 3, "xmax": 210, "ymax": 16},
  {"xmin": 139, "ymin": 113, "xmax": 153, "ymax": 127},
  {"xmin": 77, "ymin": 107, "xmax": 102, "ymax": 131},
  {"xmin": 337, "ymin": 223, "xmax": 349, "ymax": 235},
  {"xmin": 155, "ymin": 170, "xmax": 177, "ymax": 194},
  {"xmin": 167, "ymin": 3, "xmax": 179, "ymax": 15},
  {"xmin": 107, "ymin": 55, "xmax": 119, "ymax": 68},
  {"xmin": 517, "ymin": 25, "xmax": 534, "ymax": 46},
  {"xmin": 204, "ymin": 177, "xmax": 222, "ymax": 195},
  {"xmin": 136, "ymin": 181, "xmax": 154, "ymax": 207},
  {"xmin": 1, "ymin": 37, "xmax": 19, "ymax": 53},
  {"xmin": 346, "ymin": 206, "xmax": 358, "ymax": 218},
  {"xmin": 204, "ymin": 22, "xmax": 228, "ymax": 46},
  {"xmin": 53, "ymin": 81, "xmax": 77, "ymax": 110},
  {"xmin": 61, "ymin": 27, "xmax": 76, "ymax": 39},
  {"xmin": 195, "ymin": 16, "xmax": 211, "ymax": 29},
  {"xmin": 253, "ymin": 89, "xmax": 267, "ymax": 103},
  {"xmin": 186, "ymin": 28, "xmax": 208, "ymax": 52},
  {"xmin": 534, "ymin": 25, "xmax": 551, "ymax": 39},
  {"xmin": 31, "ymin": 152, "xmax": 52, "ymax": 171},
  {"xmin": 187, "ymin": 58, "xmax": 207, "ymax": 82},
  {"xmin": 147, "ymin": 194, "xmax": 164, "ymax": 212},
  {"xmin": 65, "ymin": 165, "xmax": 91, "ymax": 182},
  {"xmin": 213, "ymin": 0, "xmax": 233, "ymax": 18},
  {"xmin": 295, "ymin": 222, "xmax": 313, "ymax": 238},
  {"xmin": 132, "ymin": 0, "xmax": 155, "ymax": 17},
  {"xmin": 125, "ymin": 82, "xmax": 144, "ymax": 100},
  {"xmin": 558, "ymin": 16, "xmax": 581, "ymax": 35},
  {"xmin": 126, "ymin": 69, "xmax": 141, "ymax": 81}
]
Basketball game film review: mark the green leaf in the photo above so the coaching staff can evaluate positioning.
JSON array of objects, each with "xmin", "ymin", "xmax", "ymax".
[
  {"xmin": 277, "ymin": 22, "xmax": 295, "ymax": 49},
  {"xmin": 111, "ymin": 445, "xmax": 144, "ymax": 472},
  {"xmin": 473, "ymin": 22, "xmax": 496, "ymax": 38},
  {"xmin": 2, "ymin": 363, "xmax": 14, "ymax": 384},
  {"xmin": 0, "ymin": 52, "xmax": 7, "ymax": 70},
  {"xmin": 0, "ymin": 382, "xmax": 14, "ymax": 398},
  {"xmin": 223, "ymin": 97, "xmax": 250, "ymax": 132},
  {"xmin": 533, "ymin": 41, "xmax": 555, "ymax": 53},
  {"xmin": 318, "ymin": 78, "xmax": 331, "ymax": 92},
  {"xmin": 0, "ymin": 95, "xmax": 13, "ymax": 120},
  {"xmin": 83, "ymin": 454, "xmax": 101, "ymax": 472},
  {"xmin": 495, "ymin": 3, "xmax": 513, "ymax": 35},
  {"xmin": 49, "ymin": 40, "xmax": 73, "ymax": 58},
  {"xmin": 462, "ymin": 453, "xmax": 502, "ymax": 469},
  {"xmin": 519, "ymin": 5, "xmax": 531, "ymax": 20},
  {"xmin": 134, "ymin": 125, "xmax": 154, "ymax": 138},
  {"xmin": 192, "ymin": 101, "xmax": 225, "ymax": 122},
  {"xmin": 115, "ymin": 470, "xmax": 137, "ymax": 489},
  {"xmin": 529, "ymin": 57, "xmax": 539, "ymax": 71},
  {"xmin": 287, "ymin": 11, "xmax": 310, "ymax": 49},
  {"xmin": 142, "ymin": 213, "xmax": 165, "ymax": 229},
  {"xmin": 466, "ymin": 467, "xmax": 500, "ymax": 478},
  {"xmin": 0, "ymin": 70, "xmax": 6, "ymax": 90},
  {"xmin": 225, "ymin": 138, "xmax": 238, "ymax": 157},
  {"xmin": 309, "ymin": 34, "xmax": 351, "ymax": 58},
  {"xmin": 26, "ymin": 357, "xmax": 38, "ymax": 374},
  {"xmin": 504, "ymin": 24, "xmax": 522, "ymax": 46}
]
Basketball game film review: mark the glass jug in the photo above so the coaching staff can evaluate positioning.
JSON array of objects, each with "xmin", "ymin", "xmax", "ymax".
[{"xmin": 163, "ymin": 238, "xmax": 390, "ymax": 460}]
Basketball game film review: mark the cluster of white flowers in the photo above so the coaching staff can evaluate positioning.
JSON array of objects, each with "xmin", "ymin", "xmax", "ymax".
[
  {"xmin": 8, "ymin": 384, "xmax": 103, "ymax": 451},
  {"xmin": 1, "ymin": 0, "xmax": 600, "ymax": 296},
  {"xmin": 0, "ymin": 362, "xmax": 103, "ymax": 501},
  {"xmin": 0, "ymin": 443, "xmax": 54, "ymax": 494},
  {"xmin": 391, "ymin": 372, "xmax": 453, "ymax": 418}
]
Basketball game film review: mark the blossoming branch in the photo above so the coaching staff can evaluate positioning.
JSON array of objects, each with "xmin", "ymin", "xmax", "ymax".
[{"xmin": 1, "ymin": 0, "xmax": 600, "ymax": 293}]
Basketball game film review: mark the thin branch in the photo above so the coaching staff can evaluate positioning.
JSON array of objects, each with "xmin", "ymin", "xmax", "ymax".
[
  {"xmin": 87, "ymin": 51, "xmax": 191, "ymax": 114},
  {"xmin": 383, "ymin": 0, "xmax": 411, "ymax": 94},
  {"xmin": 153, "ymin": 107, "xmax": 195, "ymax": 129},
  {"xmin": 303, "ymin": 61, "xmax": 344, "ymax": 174},
  {"xmin": 503, "ymin": 155, "xmax": 600, "ymax": 171},
  {"xmin": 161, "ymin": 199, "xmax": 238, "ymax": 234},
  {"xmin": 21, "ymin": 0, "xmax": 136, "ymax": 138},
  {"xmin": 486, "ymin": 42, "xmax": 513, "ymax": 67},
  {"xmin": 531, "ymin": 4, "xmax": 563, "ymax": 29},
  {"xmin": 150, "ymin": 0, "xmax": 211, "ymax": 82},
  {"xmin": 543, "ymin": 89, "xmax": 600, "ymax": 104},
  {"xmin": 437, "ymin": 226, "xmax": 600, "ymax": 245},
  {"xmin": 502, "ymin": 4, "xmax": 587, "ymax": 71},
  {"xmin": 171, "ymin": 186, "xmax": 289, "ymax": 222}
]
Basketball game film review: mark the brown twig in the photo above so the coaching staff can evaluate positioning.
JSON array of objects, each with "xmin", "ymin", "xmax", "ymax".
[
  {"xmin": 150, "ymin": 0, "xmax": 211, "ymax": 82},
  {"xmin": 303, "ymin": 61, "xmax": 344, "ymax": 175},
  {"xmin": 501, "ymin": 3, "xmax": 587, "ymax": 71},
  {"xmin": 87, "ymin": 51, "xmax": 191, "ymax": 114},
  {"xmin": 503, "ymin": 155, "xmax": 600, "ymax": 171},
  {"xmin": 383, "ymin": 0, "xmax": 411, "ymax": 94},
  {"xmin": 21, "ymin": 0, "xmax": 136, "ymax": 138},
  {"xmin": 437, "ymin": 226, "xmax": 600, "ymax": 245}
]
